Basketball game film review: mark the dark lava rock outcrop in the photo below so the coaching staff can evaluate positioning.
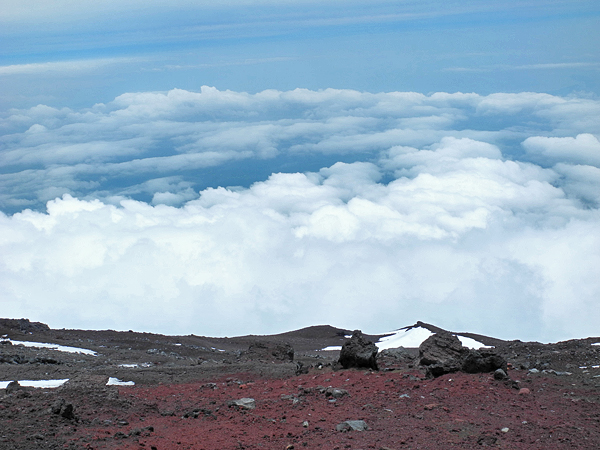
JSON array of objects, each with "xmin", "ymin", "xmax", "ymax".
[
  {"xmin": 461, "ymin": 349, "xmax": 507, "ymax": 374},
  {"xmin": 338, "ymin": 330, "xmax": 378, "ymax": 370},
  {"xmin": 418, "ymin": 332, "xmax": 506, "ymax": 378},
  {"xmin": 247, "ymin": 340, "xmax": 294, "ymax": 361},
  {"xmin": 0, "ymin": 318, "xmax": 50, "ymax": 333}
]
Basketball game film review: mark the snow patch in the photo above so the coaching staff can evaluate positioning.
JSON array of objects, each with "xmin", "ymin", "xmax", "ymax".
[
  {"xmin": 107, "ymin": 377, "xmax": 135, "ymax": 386},
  {"xmin": 376, "ymin": 327, "xmax": 433, "ymax": 350},
  {"xmin": 2, "ymin": 338, "xmax": 97, "ymax": 356},
  {"xmin": 320, "ymin": 346, "xmax": 342, "ymax": 351},
  {"xmin": 456, "ymin": 336, "xmax": 493, "ymax": 350},
  {"xmin": 118, "ymin": 363, "xmax": 152, "ymax": 368},
  {"xmin": 0, "ymin": 379, "xmax": 69, "ymax": 389}
]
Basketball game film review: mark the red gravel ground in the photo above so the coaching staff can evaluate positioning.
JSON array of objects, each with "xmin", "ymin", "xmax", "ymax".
[{"xmin": 66, "ymin": 368, "xmax": 599, "ymax": 450}]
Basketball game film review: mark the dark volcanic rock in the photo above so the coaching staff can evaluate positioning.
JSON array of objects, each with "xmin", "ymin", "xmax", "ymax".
[
  {"xmin": 418, "ymin": 332, "xmax": 464, "ymax": 376},
  {"xmin": 0, "ymin": 353, "xmax": 60, "ymax": 364},
  {"xmin": 461, "ymin": 349, "xmax": 507, "ymax": 374},
  {"xmin": 247, "ymin": 340, "xmax": 294, "ymax": 361},
  {"xmin": 0, "ymin": 318, "xmax": 50, "ymax": 333},
  {"xmin": 419, "ymin": 332, "xmax": 506, "ymax": 378},
  {"xmin": 5, "ymin": 380, "xmax": 23, "ymax": 394},
  {"xmin": 493, "ymin": 368, "xmax": 508, "ymax": 380},
  {"xmin": 50, "ymin": 398, "xmax": 76, "ymax": 420},
  {"xmin": 338, "ymin": 330, "xmax": 378, "ymax": 370}
]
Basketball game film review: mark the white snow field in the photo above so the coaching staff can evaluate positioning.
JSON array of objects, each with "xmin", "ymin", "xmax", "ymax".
[{"xmin": 1, "ymin": 337, "xmax": 97, "ymax": 356}]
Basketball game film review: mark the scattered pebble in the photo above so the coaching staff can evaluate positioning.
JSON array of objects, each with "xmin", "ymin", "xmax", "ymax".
[
  {"xmin": 336, "ymin": 420, "xmax": 368, "ymax": 432},
  {"xmin": 228, "ymin": 398, "xmax": 256, "ymax": 410}
]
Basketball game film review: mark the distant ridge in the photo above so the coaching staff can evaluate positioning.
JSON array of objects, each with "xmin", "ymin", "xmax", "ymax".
[
  {"xmin": 247, "ymin": 325, "xmax": 352, "ymax": 340},
  {"xmin": 401, "ymin": 321, "xmax": 507, "ymax": 347},
  {"xmin": 0, "ymin": 318, "xmax": 506, "ymax": 349}
]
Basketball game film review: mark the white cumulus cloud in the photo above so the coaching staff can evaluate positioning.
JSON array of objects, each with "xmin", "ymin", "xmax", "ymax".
[
  {"xmin": 1, "ymin": 88, "xmax": 600, "ymax": 342},
  {"xmin": 523, "ymin": 133, "xmax": 600, "ymax": 167}
]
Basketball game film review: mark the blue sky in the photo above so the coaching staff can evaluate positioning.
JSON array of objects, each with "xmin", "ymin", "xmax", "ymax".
[
  {"xmin": 2, "ymin": 0, "xmax": 599, "ymax": 108},
  {"xmin": 1, "ymin": 0, "xmax": 599, "ymax": 341}
]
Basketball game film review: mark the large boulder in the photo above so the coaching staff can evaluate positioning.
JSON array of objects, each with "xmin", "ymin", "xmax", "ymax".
[
  {"xmin": 418, "ymin": 332, "xmax": 464, "ymax": 377},
  {"xmin": 338, "ymin": 330, "xmax": 378, "ymax": 370},
  {"xmin": 418, "ymin": 332, "xmax": 506, "ymax": 378},
  {"xmin": 461, "ymin": 349, "xmax": 507, "ymax": 374}
]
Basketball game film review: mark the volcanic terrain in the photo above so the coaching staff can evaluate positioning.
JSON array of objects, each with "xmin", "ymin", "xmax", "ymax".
[{"xmin": 1, "ymin": 318, "xmax": 599, "ymax": 449}]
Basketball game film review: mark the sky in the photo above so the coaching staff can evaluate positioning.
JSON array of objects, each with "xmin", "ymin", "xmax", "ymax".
[{"xmin": 1, "ymin": 0, "xmax": 599, "ymax": 342}]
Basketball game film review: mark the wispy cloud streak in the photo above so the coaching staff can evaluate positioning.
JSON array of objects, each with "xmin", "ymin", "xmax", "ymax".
[{"xmin": 0, "ymin": 57, "xmax": 147, "ymax": 76}]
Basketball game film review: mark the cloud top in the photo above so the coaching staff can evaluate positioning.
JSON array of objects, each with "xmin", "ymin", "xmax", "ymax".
[{"xmin": 1, "ymin": 87, "xmax": 599, "ymax": 342}]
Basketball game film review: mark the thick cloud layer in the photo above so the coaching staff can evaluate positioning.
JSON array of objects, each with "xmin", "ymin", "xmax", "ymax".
[
  {"xmin": 3, "ymin": 88, "xmax": 600, "ymax": 211},
  {"xmin": 1, "ymin": 88, "xmax": 599, "ymax": 341}
]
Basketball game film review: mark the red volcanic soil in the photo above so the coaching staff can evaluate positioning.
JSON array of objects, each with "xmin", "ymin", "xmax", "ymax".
[{"xmin": 10, "ymin": 367, "xmax": 597, "ymax": 450}]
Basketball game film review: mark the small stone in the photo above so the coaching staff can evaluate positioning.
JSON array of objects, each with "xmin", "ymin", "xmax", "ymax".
[
  {"xmin": 229, "ymin": 398, "xmax": 256, "ymax": 409},
  {"xmin": 518, "ymin": 388, "xmax": 531, "ymax": 395},
  {"xmin": 50, "ymin": 398, "xmax": 65, "ymax": 415},
  {"xmin": 501, "ymin": 427, "xmax": 509, "ymax": 433},
  {"xmin": 336, "ymin": 420, "xmax": 368, "ymax": 432},
  {"xmin": 60, "ymin": 403, "xmax": 75, "ymax": 420},
  {"xmin": 5, "ymin": 381, "xmax": 22, "ymax": 395},
  {"xmin": 302, "ymin": 420, "xmax": 309, "ymax": 428},
  {"xmin": 493, "ymin": 369, "xmax": 508, "ymax": 380},
  {"xmin": 324, "ymin": 387, "xmax": 349, "ymax": 399}
]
